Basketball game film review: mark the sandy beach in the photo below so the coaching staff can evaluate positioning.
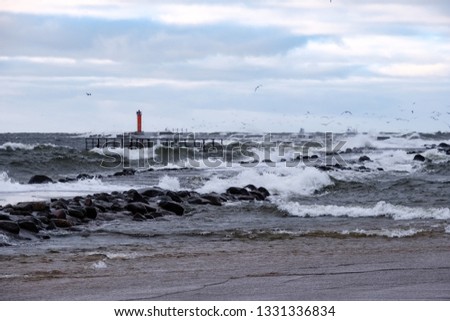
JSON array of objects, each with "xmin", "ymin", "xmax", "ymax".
[{"xmin": 1, "ymin": 236, "xmax": 449, "ymax": 301}]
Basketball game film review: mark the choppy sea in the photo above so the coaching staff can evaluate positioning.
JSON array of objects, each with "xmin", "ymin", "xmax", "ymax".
[{"xmin": 1, "ymin": 131, "xmax": 450, "ymax": 262}]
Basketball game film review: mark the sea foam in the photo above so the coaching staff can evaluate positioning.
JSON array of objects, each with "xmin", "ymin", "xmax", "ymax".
[
  {"xmin": 196, "ymin": 166, "xmax": 333, "ymax": 197},
  {"xmin": 277, "ymin": 200, "xmax": 450, "ymax": 220}
]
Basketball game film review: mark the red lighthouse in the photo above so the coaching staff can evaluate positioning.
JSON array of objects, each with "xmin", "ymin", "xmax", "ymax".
[{"xmin": 136, "ymin": 110, "xmax": 142, "ymax": 134}]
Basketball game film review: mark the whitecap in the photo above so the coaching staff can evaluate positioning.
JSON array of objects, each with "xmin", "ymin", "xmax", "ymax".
[{"xmin": 277, "ymin": 200, "xmax": 450, "ymax": 220}]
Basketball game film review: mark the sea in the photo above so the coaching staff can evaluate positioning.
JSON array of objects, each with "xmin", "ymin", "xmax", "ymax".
[{"xmin": 1, "ymin": 131, "xmax": 450, "ymax": 299}]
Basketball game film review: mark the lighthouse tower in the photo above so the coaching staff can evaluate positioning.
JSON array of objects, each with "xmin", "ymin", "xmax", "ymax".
[{"xmin": 136, "ymin": 110, "xmax": 143, "ymax": 134}]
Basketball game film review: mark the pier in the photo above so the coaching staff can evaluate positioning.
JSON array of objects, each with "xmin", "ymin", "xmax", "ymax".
[{"xmin": 84, "ymin": 134, "xmax": 224, "ymax": 150}]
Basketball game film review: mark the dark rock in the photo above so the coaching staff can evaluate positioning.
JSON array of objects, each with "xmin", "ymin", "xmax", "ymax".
[
  {"xmin": 257, "ymin": 187, "xmax": 270, "ymax": 198},
  {"xmin": 0, "ymin": 220, "xmax": 20, "ymax": 234},
  {"xmin": 110, "ymin": 202, "xmax": 124, "ymax": 212},
  {"xmin": 316, "ymin": 165, "xmax": 334, "ymax": 171},
  {"xmin": 201, "ymin": 194, "xmax": 223, "ymax": 206},
  {"xmin": 237, "ymin": 194, "xmax": 256, "ymax": 201},
  {"xmin": 359, "ymin": 155, "xmax": 372, "ymax": 162},
  {"xmin": 50, "ymin": 219, "xmax": 72, "ymax": 228},
  {"xmin": 187, "ymin": 197, "xmax": 212, "ymax": 205},
  {"xmin": 250, "ymin": 191, "xmax": 266, "ymax": 201},
  {"xmin": 438, "ymin": 142, "xmax": 450, "ymax": 148},
  {"xmin": 113, "ymin": 169, "xmax": 136, "ymax": 176},
  {"xmin": 18, "ymin": 220, "xmax": 41, "ymax": 233},
  {"xmin": 244, "ymin": 184, "xmax": 257, "ymax": 191},
  {"xmin": 94, "ymin": 193, "xmax": 111, "ymax": 202},
  {"xmin": 125, "ymin": 202, "xmax": 157, "ymax": 215},
  {"xmin": 67, "ymin": 208, "xmax": 85, "ymax": 220},
  {"xmin": 84, "ymin": 198, "xmax": 93, "ymax": 207},
  {"xmin": 7, "ymin": 210, "xmax": 32, "ymax": 216},
  {"xmin": 158, "ymin": 201, "xmax": 184, "ymax": 216},
  {"xmin": 28, "ymin": 175, "xmax": 53, "ymax": 184},
  {"xmin": 145, "ymin": 212, "xmax": 165, "ymax": 220},
  {"xmin": 14, "ymin": 201, "xmax": 49, "ymax": 212},
  {"xmin": 0, "ymin": 213, "xmax": 11, "ymax": 220},
  {"xmin": 58, "ymin": 177, "xmax": 77, "ymax": 183},
  {"xmin": 127, "ymin": 190, "xmax": 147, "ymax": 203},
  {"xmin": 166, "ymin": 191, "xmax": 183, "ymax": 203},
  {"xmin": 50, "ymin": 200, "xmax": 68, "ymax": 210},
  {"xmin": 176, "ymin": 190, "xmax": 192, "ymax": 199},
  {"xmin": 226, "ymin": 187, "xmax": 250, "ymax": 196},
  {"xmin": 141, "ymin": 188, "xmax": 166, "ymax": 198},
  {"xmin": 76, "ymin": 173, "xmax": 94, "ymax": 180},
  {"xmin": 377, "ymin": 167, "xmax": 385, "ymax": 171},
  {"xmin": 85, "ymin": 206, "xmax": 98, "ymax": 219},
  {"xmin": 51, "ymin": 209, "xmax": 67, "ymax": 219},
  {"xmin": 413, "ymin": 154, "xmax": 426, "ymax": 162}
]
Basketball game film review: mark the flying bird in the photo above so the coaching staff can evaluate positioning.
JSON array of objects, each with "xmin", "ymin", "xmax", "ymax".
[
  {"xmin": 341, "ymin": 110, "xmax": 352, "ymax": 115},
  {"xmin": 86, "ymin": 92, "xmax": 92, "ymax": 96},
  {"xmin": 254, "ymin": 84, "xmax": 263, "ymax": 92}
]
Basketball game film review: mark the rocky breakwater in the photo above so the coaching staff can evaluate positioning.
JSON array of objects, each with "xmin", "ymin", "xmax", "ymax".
[{"xmin": 0, "ymin": 185, "xmax": 270, "ymax": 242}]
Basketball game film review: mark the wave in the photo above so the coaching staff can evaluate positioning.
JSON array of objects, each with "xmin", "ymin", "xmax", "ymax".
[
  {"xmin": 171, "ymin": 227, "xmax": 429, "ymax": 240},
  {"xmin": 0, "ymin": 171, "xmax": 141, "ymax": 206},
  {"xmin": 342, "ymin": 133, "xmax": 450, "ymax": 150},
  {"xmin": 196, "ymin": 166, "xmax": 333, "ymax": 197},
  {"xmin": 276, "ymin": 200, "xmax": 450, "ymax": 220},
  {"xmin": 0, "ymin": 142, "xmax": 60, "ymax": 151}
]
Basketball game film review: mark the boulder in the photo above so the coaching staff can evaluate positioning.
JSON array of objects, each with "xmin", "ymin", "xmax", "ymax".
[
  {"xmin": 0, "ymin": 220, "xmax": 20, "ymax": 234},
  {"xmin": 51, "ymin": 209, "xmax": 67, "ymax": 219},
  {"xmin": 0, "ymin": 213, "xmax": 11, "ymax": 221},
  {"xmin": 187, "ymin": 197, "xmax": 212, "ymax": 205},
  {"xmin": 226, "ymin": 187, "xmax": 250, "ymax": 196},
  {"xmin": 257, "ymin": 187, "xmax": 270, "ymax": 198},
  {"xmin": 28, "ymin": 175, "xmax": 53, "ymax": 184},
  {"xmin": 141, "ymin": 188, "xmax": 166, "ymax": 198},
  {"xmin": 358, "ymin": 155, "xmax": 371, "ymax": 162},
  {"xmin": 67, "ymin": 208, "xmax": 85, "ymax": 220},
  {"xmin": 244, "ymin": 184, "xmax": 257, "ymax": 191},
  {"xmin": 166, "ymin": 191, "xmax": 183, "ymax": 203},
  {"xmin": 50, "ymin": 219, "xmax": 72, "ymax": 228},
  {"xmin": 85, "ymin": 206, "xmax": 98, "ymax": 219},
  {"xmin": 413, "ymin": 154, "xmax": 426, "ymax": 162},
  {"xmin": 158, "ymin": 201, "xmax": 184, "ymax": 216},
  {"xmin": 76, "ymin": 173, "xmax": 94, "ymax": 180},
  {"xmin": 113, "ymin": 169, "xmax": 136, "ymax": 176},
  {"xmin": 125, "ymin": 202, "xmax": 157, "ymax": 215},
  {"xmin": 14, "ymin": 201, "xmax": 49, "ymax": 212},
  {"xmin": 201, "ymin": 194, "xmax": 223, "ymax": 206},
  {"xmin": 18, "ymin": 220, "xmax": 41, "ymax": 233}
]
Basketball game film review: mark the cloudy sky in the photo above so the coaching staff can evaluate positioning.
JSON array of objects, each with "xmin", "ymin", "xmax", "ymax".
[{"xmin": 1, "ymin": 0, "xmax": 450, "ymax": 133}]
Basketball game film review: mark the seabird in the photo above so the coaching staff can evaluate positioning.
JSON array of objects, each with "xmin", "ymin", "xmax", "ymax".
[
  {"xmin": 341, "ymin": 110, "xmax": 352, "ymax": 115},
  {"xmin": 254, "ymin": 84, "xmax": 262, "ymax": 92},
  {"xmin": 86, "ymin": 92, "xmax": 92, "ymax": 96}
]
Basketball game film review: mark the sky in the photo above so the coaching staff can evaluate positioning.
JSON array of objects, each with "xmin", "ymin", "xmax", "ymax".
[{"xmin": 1, "ymin": 0, "xmax": 450, "ymax": 133}]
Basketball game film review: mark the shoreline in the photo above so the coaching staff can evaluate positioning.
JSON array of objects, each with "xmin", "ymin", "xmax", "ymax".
[{"xmin": 1, "ymin": 236, "xmax": 449, "ymax": 301}]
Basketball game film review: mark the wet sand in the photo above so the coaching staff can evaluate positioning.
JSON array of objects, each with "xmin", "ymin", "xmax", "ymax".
[{"xmin": 1, "ymin": 236, "xmax": 449, "ymax": 300}]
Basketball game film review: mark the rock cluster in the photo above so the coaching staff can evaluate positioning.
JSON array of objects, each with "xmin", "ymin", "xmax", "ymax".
[{"xmin": 0, "ymin": 185, "xmax": 270, "ymax": 239}]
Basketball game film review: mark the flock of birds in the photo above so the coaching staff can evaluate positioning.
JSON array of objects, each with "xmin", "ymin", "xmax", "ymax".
[{"xmin": 85, "ymin": 85, "xmax": 450, "ymax": 131}]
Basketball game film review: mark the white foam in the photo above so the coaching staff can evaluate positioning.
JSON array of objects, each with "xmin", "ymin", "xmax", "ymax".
[
  {"xmin": 343, "ymin": 228, "xmax": 424, "ymax": 238},
  {"xmin": 196, "ymin": 166, "xmax": 333, "ymax": 197},
  {"xmin": 0, "ymin": 172, "xmax": 140, "ymax": 206},
  {"xmin": 277, "ymin": 200, "xmax": 450, "ymax": 220},
  {"xmin": 445, "ymin": 225, "xmax": 450, "ymax": 234},
  {"xmin": 0, "ymin": 233, "xmax": 14, "ymax": 246},
  {"xmin": 157, "ymin": 175, "xmax": 181, "ymax": 191},
  {"xmin": 342, "ymin": 133, "xmax": 448, "ymax": 150},
  {"xmin": 91, "ymin": 261, "xmax": 107, "ymax": 269}
]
